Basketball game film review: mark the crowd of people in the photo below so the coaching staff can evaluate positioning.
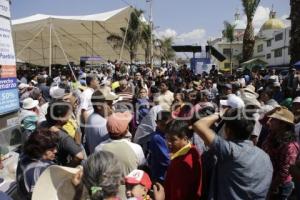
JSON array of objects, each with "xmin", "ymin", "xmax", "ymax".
[{"xmin": 5, "ymin": 61, "xmax": 300, "ymax": 199}]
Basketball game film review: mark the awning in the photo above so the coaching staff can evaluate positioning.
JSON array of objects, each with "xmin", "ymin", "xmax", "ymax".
[
  {"xmin": 294, "ymin": 61, "xmax": 300, "ymax": 69},
  {"xmin": 12, "ymin": 7, "xmax": 144, "ymax": 66},
  {"xmin": 241, "ymin": 58, "xmax": 267, "ymax": 70}
]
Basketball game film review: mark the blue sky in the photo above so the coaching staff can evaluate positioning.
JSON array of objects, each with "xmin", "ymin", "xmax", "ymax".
[{"xmin": 11, "ymin": 0, "xmax": 290, "ymax": 45}]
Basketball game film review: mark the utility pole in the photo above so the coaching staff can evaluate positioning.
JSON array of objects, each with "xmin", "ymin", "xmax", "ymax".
[{"xmin": 147, "ymin": 0, "xmax": 153, "ymax": 68}]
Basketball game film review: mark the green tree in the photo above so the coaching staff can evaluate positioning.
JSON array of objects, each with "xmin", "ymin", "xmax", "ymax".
[
  {"xmin": 157, "ymin": 37, "xmax": 175, "ymax": 66},
  {"xmin": 290, "ymin": 0, "xmax": 300, "ymax": 64},
  {"xmin": 107, "ymin": 9, "xmax": 144, "ymax": 64},
  {"xmin": 141, "ymin": 23, "xmax": 152, "ymax": 65},
  {"xmin": 223, "ymin": 21, "xmax": 236, "ymax": 74},
  {"xmin": 241, "ymin": 0, "xmax": 261, "ymax": 61}
]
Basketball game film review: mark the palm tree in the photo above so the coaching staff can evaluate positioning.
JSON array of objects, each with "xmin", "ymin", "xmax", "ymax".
[
  {"xmin": 241, "ymin": 0, "xmax": 261, "ymax": 62},
  {"xmin": 223, "ymin": 21, "xmax": 236, "ymax": 74},
  {"xmin": 107, "ymin": 9, "xmax": 144, "ymax": 64},
  {"xmin": 141, "ymin": 23, "xmax": 152, "ymax": 65},
  {"xmin": 290, "ymin": 0, "xmax": 300, "ymax": 64},
  {"xmin": 158, "ymin": 37, "xmax": 175, "ymax": 66}
]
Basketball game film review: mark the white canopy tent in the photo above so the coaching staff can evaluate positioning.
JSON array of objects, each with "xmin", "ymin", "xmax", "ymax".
[{"xmin": 12, "ymin": 7, "xmax": 145, "ymax": 71}]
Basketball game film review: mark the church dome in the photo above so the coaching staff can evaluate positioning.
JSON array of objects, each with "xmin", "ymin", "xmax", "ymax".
[
  {"xmin": 260, "ymin": 9, "xmax": 285, "ymax": 32},
  {"xmin": 260, "ymin": 18, "xmax": 285, "ymax": 31}
]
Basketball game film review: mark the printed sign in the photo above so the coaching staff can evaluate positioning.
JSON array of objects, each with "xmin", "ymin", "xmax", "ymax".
[
  {"xmin": 0, "ymin": 89, "xmax": 19, "ymax": 114},
  {"xmin": 0, "ymin": 18, "xmax": 16, "ymax": 65},
  {"xmin": 0, "ymin": 0, "xmax": 10, "ymax": 18},
  {"xmin": 0, "ymin": 65, "xmax": 16, "ymax": 78},
  {"xmin": 0, "ymin": 0, "xmax": 19, "ymax": 115},
  {"xmin": 0, "ymin": 78, "xmax": 17, "ymax": 90}
]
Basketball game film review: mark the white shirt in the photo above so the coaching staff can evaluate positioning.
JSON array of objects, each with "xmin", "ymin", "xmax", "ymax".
[{"xmin": 80, "ymin": 88, "xmax": 94, "ymax": 117}]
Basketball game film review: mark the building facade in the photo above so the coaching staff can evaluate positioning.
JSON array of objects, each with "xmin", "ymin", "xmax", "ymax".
[
  {"xmin": 253, "ymin": 10, "xmax": 290, "ymax": 67},
  {"xmin": 209, "ymin": 10, "xmax": 245, "ymax": 72},
  {"xmin": 209, "ymin": 8, "xmax": 290, "ymax": 72}
]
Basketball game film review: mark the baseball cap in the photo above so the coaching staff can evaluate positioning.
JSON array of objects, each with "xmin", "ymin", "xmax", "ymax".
[
  {"xmin": 49, "ymin": 86, "xmax": 66, "ymax": 99},
  {"xmin": 220, "ymin": 95, "xmax": 245, "ymax": 109},
  {"xmin": 125, "ymin": 169, "xmax": 152, "ymax": 190}
]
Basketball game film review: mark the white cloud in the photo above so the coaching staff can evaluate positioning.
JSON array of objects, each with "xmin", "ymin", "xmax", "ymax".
[
  {"xmin": 176, "ymin": 28, "xmax": 206, "ymax": 45},
  {"xmin": 241, "ymin": 6, "xmax": 270, "ymax": 33},
  {"xmin": 155, "ymin": 28, "xmax": 207, "ymax": 45},
  {"xmin": 156, "ymin": 28, "xmax": 177, "ymax": 39},
  {"xmin": 240, "ymin": 6, "xmax": 290, "ymax": 34},
  {"xmin": 155, "ymin": 28, "xmax": 207, "ymax": 59}
]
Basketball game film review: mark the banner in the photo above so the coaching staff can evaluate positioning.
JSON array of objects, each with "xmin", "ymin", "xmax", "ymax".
[
  {"xmin": 0, "ymin": 0, "xmax": 10, "ymax": 18},
  {"xmin": 0, "ymin": 0, "xmax": 19, "ymax": 115},
  {"xmin": 190, "ymin": 58, "xmax": 212, "ymax": 75}
]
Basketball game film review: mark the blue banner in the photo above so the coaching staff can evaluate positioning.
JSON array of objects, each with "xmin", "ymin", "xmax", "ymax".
[
  {"xmin": 0, "ymin": 77, "xmax": 17, "ymax": 90},
  {"xmin": 0, "ymin": 88, "xmax": 19, "ymax": 114}
]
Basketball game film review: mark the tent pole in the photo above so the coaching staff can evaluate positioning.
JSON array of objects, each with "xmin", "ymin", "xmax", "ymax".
[
  {"xmin": 16, "ymin": 25, "xmax": 46, "ymax": 57},
  {"xmin": 92, "ymin": 21, "xmax": 94, "ymax": 65},
  {"xmin": 119, "ymin": 17, "xmax": 130, "ymax": 61},
  {"xmin": 41, "ymin": 32, "xmax": 46, "ymax": 66},
  {"xmin": 52, "ymin": 25, "xmax": 77, "ymax": 81},
  {"xmin": 49, "ymin": 22, "xmax": 52, "ymax": 77}
]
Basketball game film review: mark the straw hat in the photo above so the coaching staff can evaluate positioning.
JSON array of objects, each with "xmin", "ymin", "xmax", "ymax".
[
  {"xmin": 268, "ymin": 106, "xmax": 294, "ymax": 124},
  {"xmin": 32, "ymin": 165, "xmax": 80, "ymax": 200},
  {"xmin": 241, "ymin": 85, "xmax": 259, "ymax": 98}
]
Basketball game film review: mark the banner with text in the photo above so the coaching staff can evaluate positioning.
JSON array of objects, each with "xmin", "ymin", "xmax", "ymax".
[{"xmin": 0, "ymin": 0, "xmax": 19, "ymax": 115}]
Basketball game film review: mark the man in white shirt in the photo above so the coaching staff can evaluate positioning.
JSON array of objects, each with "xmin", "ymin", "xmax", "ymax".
[{"xmin": 80, "ymin": 75, "xmax": 99, "ymax": 124}]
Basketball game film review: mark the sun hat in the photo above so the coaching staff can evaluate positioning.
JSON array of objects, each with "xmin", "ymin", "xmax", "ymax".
[
  {"xmin": 241, "ymin": 95, "xmax": 261, "ymax": 108},
  {"xmin": 32, "ymin": 165, "xmax": 79, "ymax": 200},
  {"xmin": 268, "ymin": 106, "xmax": 295, "ymax": 125},
  {"xmin": 125, "ymin": 169, "xmax": 152, "ymax": 190},
  {"xmin": 107, "ymin": 112, "xmax": 132, "ymax": 137},
  {"xmin": 241, "ymin": 85, "xmax": 259, "ymax": 98},
  {"xmin": 18, "ymin": 83, "xmax": 29, "ymax": 90},
  {"xmin": 220, "ymin": 95, "xmax": 245, "ymax": 109},
  {"xmin": 22, "ymin": 97, "xmax": 39, "ymax": 110},
  {"xmin": 92, "ymin": 90, "xmax": 119, "ymax": 103}
]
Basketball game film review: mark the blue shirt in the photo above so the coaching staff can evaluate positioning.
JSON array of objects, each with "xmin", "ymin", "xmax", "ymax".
[
  {"xmin": 148, "ymin": 130, "xmax": 170, "ymax": 182},
  {"xmin": 85, "ymin": 113, "xmax": 109, "ymax": 154},
  {"xmin": 209, "ymin": 136, "xmax": 273, "ymax": 200}
]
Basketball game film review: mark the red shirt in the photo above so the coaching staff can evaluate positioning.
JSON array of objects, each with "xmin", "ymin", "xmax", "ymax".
[
  {"xmin": 263, "ymin": 135, "xmax": 299, "ymax": 186},
  {"xmin": 164, "ymin": 146, "xmax": 202, "ymax": 200}
]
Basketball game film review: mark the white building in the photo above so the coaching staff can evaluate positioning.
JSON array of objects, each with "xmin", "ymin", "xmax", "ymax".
[
  {"xmin": 253, "ymin": 10, "xmax": 290, "ymax": 67},
  {"xmin": 209, "ymin": 8, "xmax": 291, "ymax": 72},
  {"xmin": 209, "ymin": 10, "xmax": 245, "ymax": 72}
]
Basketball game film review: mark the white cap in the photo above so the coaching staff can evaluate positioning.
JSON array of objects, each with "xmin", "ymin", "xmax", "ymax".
[
  {"xmin": 50, "ymin": 86, "xmax": 65, "ymax": 99},
  {"xmin": 22, "ymin": 97, "xmax": 39, "ymax": 109},
  {"xmin": 220, "ymin": 95, "xmax": 245, "ymax": 109},
  {"xmin": 293, "ymin": 97, "xmax": 300, "ymax": 103}
]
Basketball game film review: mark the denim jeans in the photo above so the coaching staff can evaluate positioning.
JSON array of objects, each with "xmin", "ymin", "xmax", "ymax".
[{"xmin": 277, "ymin": 181, "xmax": 294, "ymax": 200}]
